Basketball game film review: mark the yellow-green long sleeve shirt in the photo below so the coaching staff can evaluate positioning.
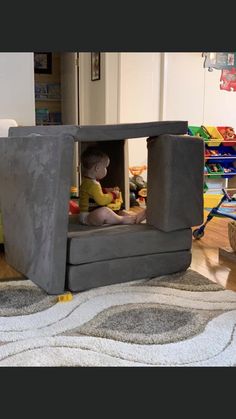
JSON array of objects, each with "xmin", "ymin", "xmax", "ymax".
[{"xmin": 79, "ymin": 177, "xmax": 113, "ymax": 212}]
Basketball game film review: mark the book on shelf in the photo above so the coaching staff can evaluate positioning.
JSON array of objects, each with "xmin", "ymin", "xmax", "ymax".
[
  {"xmin": 35, "ymin": 82, "xmax": 61, "ymax": 101},
  {"xmin": 35, "ymin": 108, "xmax": 49, "ymax": 124},
  {"xmin": 35, "ymin": 83, "xmax": 48, "ymax": 99},
  {"xmin": 47, "ymin": 83, "xmax": 61, "ymax": 100},
  {"xmin": 48, "ymin": 111, "xmax": 62, "ymax": 124}
]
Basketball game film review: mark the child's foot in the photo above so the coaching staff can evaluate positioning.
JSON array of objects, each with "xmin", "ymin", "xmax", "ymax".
[
  {"xmin": 121, "ymin": 215, "xmax": 136, "ymax": 224},
  {"xmin": 135, "ymin": 208, "xmax": 146, "ymax": 224}
]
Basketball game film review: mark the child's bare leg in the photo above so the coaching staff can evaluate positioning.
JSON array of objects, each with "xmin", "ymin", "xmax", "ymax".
[
  {"xmin": 87, "ymin": 206, "xmax": 136, "ymax": 226},
  {"xmin": 119, "ymin": 206, "xmax": 146, "ymax": 224}
]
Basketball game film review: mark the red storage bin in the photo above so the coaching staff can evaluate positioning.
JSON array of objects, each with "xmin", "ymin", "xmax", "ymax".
[{"xmin": 217, "ymin": 126, "xmax": 236, "ymax": 147}]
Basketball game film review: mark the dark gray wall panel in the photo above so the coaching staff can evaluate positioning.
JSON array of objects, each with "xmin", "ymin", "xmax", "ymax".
[
  {"xmin": 0, "ymin": 134, "xmax": 74, "ymax": 294},
  {"xmin": 147, "ymin": 134, "xmax": 204, "ymax": 231}
]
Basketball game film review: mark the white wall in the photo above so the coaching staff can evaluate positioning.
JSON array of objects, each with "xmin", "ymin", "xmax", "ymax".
[
  {"xmin": 105, "ymin": 53, "xmax": 119, "ymax": 124},
  {"xmin": 204, "ymin": 69, "xmax": 236, "ymax": 127},
  {"xmin": 79, "ymin": 52, "xmax": 162, "ymax": 177},
  {"xmin": 163, "ymin": 52, "xmax": 236, "ymax": 128},
  {"xmin": 0, "ymin": 53, "xmax": 35, "ymax": 126},
  {"xmin": 163, "ymin": 53, "xmax": 205, "ymax": 124},
  {"xmin": 119, "ymin": 53, "xmax": 162, "ymax": 173},
  {"xmin": 79, "ymin": 53, "xmax": 106, "ymax": 125},
  {"xmin": 80, "ymin": 52, "xmax": 236, "ymax": 178}
]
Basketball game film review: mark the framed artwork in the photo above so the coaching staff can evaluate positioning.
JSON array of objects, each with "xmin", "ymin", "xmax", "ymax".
[
  {"xmin": 91, "ymin": 52, "xmax": 100, "ymax": 81},
  {"xmin": 203, "ymin": 52, "xmax": 236, "ymax": 71},
  {"xmin": 34, "ymin": 52, "xmax": 52, "ymax": 74}
]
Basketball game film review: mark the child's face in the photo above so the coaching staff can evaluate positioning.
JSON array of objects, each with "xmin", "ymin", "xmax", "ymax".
[{"xmin": 95, "ymin": 157, "xmax": 110, "ymax": 180}]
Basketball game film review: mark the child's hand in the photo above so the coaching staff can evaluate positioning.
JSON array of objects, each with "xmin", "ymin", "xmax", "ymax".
[
  {"xmin": 103, "ymin": 187, "xmax": 120, "ymax": 200},
  {"xmin": 112, "ymin": 189, "xmax": 120, "ymax": 199}
]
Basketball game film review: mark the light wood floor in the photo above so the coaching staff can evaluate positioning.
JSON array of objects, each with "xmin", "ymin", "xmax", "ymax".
[
  {"xmin": 191, "ymin": 211, "xmax": 236, "ymax": 291},
  {"xmin": 0, "ymin": 212, "xmax": 236, "ymax": 291},
  {"xmin": 0, "ymin": 244, "xmax": 24, "ymax": 280}
]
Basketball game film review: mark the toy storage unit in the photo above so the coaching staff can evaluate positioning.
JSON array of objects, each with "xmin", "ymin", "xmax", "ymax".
[
  {"xmin": 0, "ymin": 121, "xmax": 204, "ymax": 294},
  {"xmin": 189, "ymin": 124, "xmax": 236, "ymax": 209}
]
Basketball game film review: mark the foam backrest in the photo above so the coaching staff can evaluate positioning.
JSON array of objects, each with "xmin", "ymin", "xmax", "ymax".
[
  {"xmin": 0, "ymin": 134, "xmax": 74, "ymax": 293},
  {"xmin": 146, "ymin": 134, "xmax": 204, "ymax": 232}
]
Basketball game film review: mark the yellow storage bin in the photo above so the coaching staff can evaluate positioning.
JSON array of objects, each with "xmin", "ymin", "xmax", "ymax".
[
  {"xmin": 203, "ymin": 126, "xmax": 223, "ymax": 146},
  {"xmin": 203, "ymin": 193, "xmax": 223, "ymax": 209}
]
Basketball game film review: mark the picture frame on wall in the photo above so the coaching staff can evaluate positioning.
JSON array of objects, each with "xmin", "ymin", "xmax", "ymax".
[
  {"xmin": 34, "ymin": 52, "xmax": 52, "ymax": 74},
  {"xmin": 91, "ymin": 52, "xmax": 100, "ymax": 81}
]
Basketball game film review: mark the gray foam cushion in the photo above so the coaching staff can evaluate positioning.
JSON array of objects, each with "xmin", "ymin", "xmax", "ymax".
[
  {"xmin": 66, "ymin": 250, "xmax": 192, "ymax": 292},
  {"xmin": 147, "ymin": 134, "xmax": 204, "ymax": 232},
  {"xmin": 67, "ymin": 221, "xmax": 192, "ymax": 265}
]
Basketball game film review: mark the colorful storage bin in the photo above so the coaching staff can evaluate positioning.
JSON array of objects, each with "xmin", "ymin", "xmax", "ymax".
[
  {"xmin": 217, "ymin": 126, "xmax": 236, "ymax": 147},
  {"xmin": 221, "ymin": 163, "xmax": 236, "ymax": 178},
  {"xmin": 188, "ymin": 126, "xmax": 210, "ymax": 140},
  {"xmin": 204, "ymin": 145, "xmax": 236, "ymax": 164},
  {"xmin": 206, "ymin": 163, "xmax": 224, "ymax": 177},
  {"xmin": 202, "ymin": 126, "xmax": 223, "ymax": 146},
  {"xmin": 203, "ymin": 193, "xmax": 223, "ymax": 209}
]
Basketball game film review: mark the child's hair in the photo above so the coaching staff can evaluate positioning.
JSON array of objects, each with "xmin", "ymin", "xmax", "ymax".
[{"xmin": 81, "ymin": 146, "xmax": 109, "ymax": 170}]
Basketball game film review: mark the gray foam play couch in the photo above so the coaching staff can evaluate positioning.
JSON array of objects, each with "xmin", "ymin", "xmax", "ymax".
[{"xmin": 0, "ymin": 121, "xmax": 204, "ymax": 294}]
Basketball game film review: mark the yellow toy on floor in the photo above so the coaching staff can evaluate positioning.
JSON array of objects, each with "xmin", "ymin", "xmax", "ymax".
[{"xmin": 57, "ymin": 292, "xmax": 73, "ymax": 302}]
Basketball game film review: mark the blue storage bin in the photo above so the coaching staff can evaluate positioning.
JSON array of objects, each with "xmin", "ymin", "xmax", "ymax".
[
  {"xmin": 221, "ymin": 163, "xmax": 236, "ymax": 178},
  {"xmin": 205, "ymin": 145, "xmax": 236, "ymax": 164}
]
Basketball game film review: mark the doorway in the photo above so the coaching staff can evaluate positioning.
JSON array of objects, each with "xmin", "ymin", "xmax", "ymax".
[
  {"xmin": 33, "ymin": 52, "xmax": 79, "ymax": 125},
  {"xmin": 33, "ymin": 51, "xmax": 80, "ymax": 187}
]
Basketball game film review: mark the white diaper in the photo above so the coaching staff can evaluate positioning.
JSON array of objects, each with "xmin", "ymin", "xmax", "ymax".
[{"xmin": 78, "ymin": 212, "xmax": 90, "ymax": 225}]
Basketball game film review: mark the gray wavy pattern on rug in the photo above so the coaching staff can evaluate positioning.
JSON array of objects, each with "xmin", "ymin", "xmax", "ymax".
[
  {"xmin": 0, "ymin": 269, "xmax": 223, "ymax": 318},
  {"xmin": 67, "ymin": 303, "xmax": 221, "ymax": 344},
  {"xmin": 0, "ymin": 281, "xmax": 56, "ymax": 316},
  {"xmin": 0, "ymin": 268, "xmax": 236, "ymax": 366},
  {"xmin": 63, "ymin": 269, "xmax": 225, "ymax": 344},
  {"xmin": 0, "ymin": 269, "xmax": 228, "ymax": 346},
  {"xmin": 134, "ymin": 269, "xmax": 224, "ymax": 291}
]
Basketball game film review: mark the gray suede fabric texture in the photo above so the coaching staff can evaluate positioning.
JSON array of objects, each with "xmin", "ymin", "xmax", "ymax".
[
  {"xmin": 66, "ymin": 251, "xmax": 192, "ymax": 292},
  {"xmin": 67, "ymin": 223, "xmax": 192, "ymax": 265},
  {"xmin": 146, "ymin": 134, "xmax": 204, "ymax": 232},
  {"xmin": 0, "ymin": 134, "xmax": 74, "ymax": 294},
  {"xmin": 9, "ymin": 121, "xmax": 188, "ymax": 142},
  {"xmin": 0, "ymin": 121, "xmax": 204, "ymax": 294}
]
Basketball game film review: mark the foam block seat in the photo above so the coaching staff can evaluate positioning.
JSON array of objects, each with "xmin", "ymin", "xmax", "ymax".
[
  {"xmin": 0, "ymin": 121, "xmax": 204, "ymax": 294},
  {"xmin": 66, "ymin": 220, "xmax": 192, "ymax": 291}
]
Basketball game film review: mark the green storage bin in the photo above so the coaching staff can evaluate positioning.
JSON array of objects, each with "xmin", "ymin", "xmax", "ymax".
[
  {"xmin": 188, "ymin": 126, "xmax": 210, "ymax": 140},
  {"xmin": 206, "ymin": 163, "xmax": 224, "ymax": 178}
]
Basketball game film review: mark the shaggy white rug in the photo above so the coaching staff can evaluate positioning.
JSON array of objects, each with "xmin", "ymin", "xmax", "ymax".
[{"xmin": 0, "ymin": 269, "xmax": 236, "ymax": 367}]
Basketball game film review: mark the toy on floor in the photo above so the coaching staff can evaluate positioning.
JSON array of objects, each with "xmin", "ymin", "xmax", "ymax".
[
  {"xmin": 103, "ymin": 187, "xmax": 123, "ymax": 211},
  {"xmin": 69, "ymin": 185, "xmax": 80, "ymax": 214},
  {"xmin": 57, "ymin": 292, "xmax": 73, "ymax": 302},
  {"xmin": 129, "ymin": 165, "xmax": 147, "ymax": 207}
]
